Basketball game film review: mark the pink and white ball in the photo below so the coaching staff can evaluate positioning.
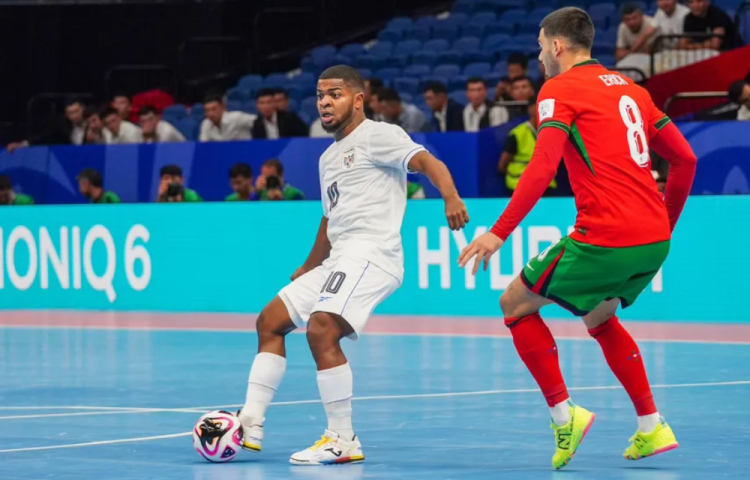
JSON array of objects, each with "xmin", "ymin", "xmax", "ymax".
[{"xmin": 192, "ymin": 410, "xmax": 244, "ymax": 463}]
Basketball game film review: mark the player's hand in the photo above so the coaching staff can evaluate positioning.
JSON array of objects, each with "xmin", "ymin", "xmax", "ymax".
[
  {"xmin": 444, "ymin": 194, "xmax": 469, "ymax": 231},
  {"xmin": 458, "ymin": 232, "xmax": 504, "ymax": 276},
  {"xmin": 290, "ymin": 266, "xmax": 309, "ymax": 281}
]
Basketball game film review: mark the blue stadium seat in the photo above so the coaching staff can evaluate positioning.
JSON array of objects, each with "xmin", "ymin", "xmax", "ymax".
[
  {"xmin": 470, "ymin": 11, "xmax": 498, "ymax": 25},
  {"xmin": 485, "ymin": 72, "xmax": 503, "ymax": 87},
  {"xmin": 237, "ymin": 74, "xmax": 263, "ymax": 91},
  {"xmin": 358, "ymin": 68, "xmax": 373, "ymax": 79},
  {"xmin": 478, "ymin": 0, "xmax": 525, "ymax": 11},
  {"xmin": 454, "ymin": 37, "xmax": 482, "ymax": 53},
  {"xmin": 592, "ymin": 41, "xmax": 614, "ymax": 56},
  {"xmin": 412, "ymin": 50, "xmax": 439, "ymax": 67},
  {"xmin": 462, "ymin": 50, "xmax": 494, "ymax": 64},
  {"xmin": 499, "ymin": 8, "xmax": 527, "ymax": 27},
  {"xmin": 526, "ymin": 61, "xmax": 541, "ymax": 80},
  {"xmin": 389, "ymin": 54, "xmax": 410, "ymax": 69},
  {"xmin": 452, "ymin": 0, "xmax": 476, "ymax": 15},
  {"xmin": 444, "ymin": 13, "xmax": 470, "ymax": 25},
  {"xmin": 400, "ymin": 92, "xmax": 414, "ymax": 103},
  {"xmin": 433, "ymin": 24, "xmax": 460, "ymax": 41},
  {"xmin": 461, "ymin": 24, "xmax": 488, "ymax": 39},
  {"xmin": 369, "ymin": 42, "xmax": 394, "ymax": 56},
  {"xmin": 394, "ymin": 77, "xmax": 421, "ymax": 96},
  {"xmin": 406, "ymin": 25, "xmax": 432, "ymax": 41},
  {"xmin": 293, "ymin": 72, "xmax": 316, "ymax": 85},
  {"xmin": 227, "ymin": 99, "xmax": 243, "ymax": 112},
  {"xmin": 483, "ymin": 33, "xmax": 511, "ymax": 53},
  {"xmin": 598, "ymin": 54, "xmax": 617, "ymax": 67},
  {"xmin": 437, "ymin": 50, "xmax": 463, "ymax": 65},
  {"xmin": 396, "ymin": 39, "xmax": 423, "ymax": 55},
  {"xmin": 415, "ymin": 16, "xmax": 439, "ymax": 29},
  {"xmin": 176, "ymin": 118, "xmax": 200, "ymax": 141},
  {"xmin": 529, "ymin": 7, "xmax": 554, "ymax": 24},
  {"xmin": 264, "ymin": 73, "xmax": 288, "ymax": 87},
  {"xmin": 301, "ymin": 96, "xmax": 318, "ymax": 116},
  {"xmin": 588, "ymin": 3, "xmax": 617, "ymax": 17},
  {"xmin": 387, "ymin": 16, "xmax": 414, "ymax": 31},
  {"xmin": 310, "ymin": 45, "xmax": 336, "ymax": 60},
  {"xmin": 299, "ymin": 111, "xmax": 312, "ymax": 125},
  {"xmin": 423, "ymin": 38, "xmax": 451, "ymax": 53},
  {"xmin": 433, "ymin": 64, "xmax": 462, "ymax": 78},
  {"xmin": 421, "ymin": 76, "xmax": 449, "ymax": 90},
  {"xmin": 449, "ymin": 90, "xmax": 468, "ymax": 105},
  {"xmin": 374, "ymin": 67, "xmax": 402, "ymax": 81},
  {"xmin": 494, "ymin": 60, "xmax": 509, "ymax": 73},
  {"xmin": 449, "ymin": 75, "xmax": 470, "ymax": 91},
  {"xmin": 403, "ymin": 65, "xmax": 432, "ymax": 78},
  {"xmin": 464, "ymin": 62, "xmax": 492, "ymax": 76},
  {"xmin": 190, "ymin": 103, "xmax": 204, "ymax": 118},
  {"xmin": 226, "ymin": 87, "xmax": 250, "ymax": 103},
  {"xmin": 339, "ymin": 43, "xmax": 366, "ymax": 57},
  {"xmin": 377, "ymin": 29, "xmax": 402, "ymax": 43},
  {"xmin": 300, "ymin": 56, "xmax": 315, "ymax": 72},
  {"xmin": 241, "ymin": 102, "xmax": 257, "ymax": 115},
  {"xmin": 162, "ymin": 104, "xmax": 188, "ymax": 120},
  {"xmin": 485, "ymin": 20, "xmax": 517, "ymax": 36}
]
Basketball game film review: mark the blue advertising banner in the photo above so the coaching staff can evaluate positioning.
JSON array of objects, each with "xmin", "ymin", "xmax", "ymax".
[
  {"xmin": 0, "ymin": 121, "xmax": 747, "ymax": 204},
  {"xmin": 0, "ymin": 197, "xmax": 746, "ymax": 322}
]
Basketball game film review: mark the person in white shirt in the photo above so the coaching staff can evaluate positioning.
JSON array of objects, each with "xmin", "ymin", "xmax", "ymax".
[
  {"xmin": 199, "ymin": 91, "xmax": 256, "ymax": 141},
  {"xmin": 616, "ymin": 3, "xmax": 659, "ymax": 61},
  {"xmin": 653, "ymin": 0, "xmax": 690, "ymax": 47},
  {"xmin": 138, "ymin": 106, "xmax": 186, "ymax": 143},
  {"xmin": 729, "ymin": 80, "xmax": 750, "ymax": 120},
  {"xmin": 4, "ymin": 98, "xmax": 88, "ymax": 152},
  {"xmin": 235, "ymin": 65, "xmax": 469, "ymax": 466},
  {"xmin": 102, "ymin": 107, "xmax": 143, "ymax": 144},
  {"xmin": 464, "ymin": 77, "xmax": 509, "ymax": 132}
]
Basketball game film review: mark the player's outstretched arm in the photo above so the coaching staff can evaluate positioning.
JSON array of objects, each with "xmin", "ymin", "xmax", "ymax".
[
  {"xmin": 408, "ymin": 151, "xmax": 469, "ymax": 231},
  {"xmin": 291, "ymin": 216, "xmax": 331, "ymax": 281},
  {"xmin": 648, "ymin": 122, "xmax": 698, "ymax": 231}
]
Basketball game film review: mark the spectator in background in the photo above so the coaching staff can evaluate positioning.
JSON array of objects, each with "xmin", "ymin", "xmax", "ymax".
[
  {"xmin": 76, "ymin": 168, "xmax": 120, "ymax": 203},
  {"xmin": 681, "ymin": 0, "xmax": 738, "ymax": 50},
  {"xmin": 138, "ymin": 106, "xmax": 185, "ymax": 143},
  {"xmin": 464, "ymin": 77, "xmax": 509, "ymax": 132},
  {"xmin": 112, "ymin": 93, "xmax": 132, "ymax": 121},
  {"xmin": 251, "ymin": 88, "xmax": 309, "ymax": 139},
  {"xmin": 273, "ymin": 88, "xmax": 291, "ymax": 112},
  {"xmin": 497, "ymin": 95, "xmax": 557, "ymax": 194},
  {"xmin": 374, "ymin": 87, "xmax": 431, "ymax": 132},
  {"xmin": 508, "ymin": 76, "xmax": 536, "ymax": 118},
  {"xmin": 507, "ymin": 53, "xmax": 528, "ymax": 79},
  {"xmin": 0, "ymin": 175, "xmax": 34, "ymax": 205},
  {"xmin": 494, "ymin": 76, "xmax": 513, "ymax": 102},
  {"xmin": 255, "ymin": 159, "xmax": 305, "ymax": 200},
  {"xmin": 653, "ymin": 0, "xmax": 690, "ymax": 47},
  {"xmin": 616, "ymin": 3, "xmax": 658, "ymax": 61},
  {"xmin": 5, "ymin": 98, "xmax": 88, "ymax": 152},
  {"xmin": 83, "ymin": 107, "xmax": 107, "ymax": 144},
  {"xmin": 103, "ymin": 107, "xmax": 143, "ymax": 144},
  {"xmin": 423, "ymin": 81, "xmax": 465, "ymax": 132},
  {"xmin": 199, "ymin": 90, "xmax": 256, "ymax": 141},
  {"xmin": 226, "ymin": 163, "xmax": 259, "ymax": 201},
  {"xmin": 157, "ymin": 164, "xmax": 202, "ymax": 202},
  {"xmin": 365, "ymin": 78, "xmax": 384, "ymax": 120},
  {"xmin": 728, "ymin": 80, "xmax": 750, "ymax": 120}
]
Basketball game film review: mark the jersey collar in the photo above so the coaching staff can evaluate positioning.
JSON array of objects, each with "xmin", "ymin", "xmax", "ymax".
[{"xmin": 573, "ymin": 59, "xmax": 600, "ymax": 68}]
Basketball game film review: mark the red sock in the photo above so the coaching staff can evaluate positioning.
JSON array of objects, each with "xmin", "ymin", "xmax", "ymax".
[
  {"xmin": 505, "ymin": 313, "xmax": 569, "ymax": 407},
  {"xmin": 589, "ymin": 316, "xmax": 657, "ymax": 416}
]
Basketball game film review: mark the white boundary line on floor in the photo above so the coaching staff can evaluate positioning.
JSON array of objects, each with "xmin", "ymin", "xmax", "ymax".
[{"xmin": 0, "ymin": 379, "xmax": 748, "ymax": 453}]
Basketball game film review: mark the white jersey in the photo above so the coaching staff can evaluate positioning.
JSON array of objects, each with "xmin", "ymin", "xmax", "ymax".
[{"xmin": 318, "ymin": 119, "xmax": 426, "ymax": 281}]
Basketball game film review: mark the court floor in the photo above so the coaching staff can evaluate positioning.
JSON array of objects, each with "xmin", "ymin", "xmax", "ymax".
[{"xmin": 0, "ymin": 312, "xmax": 748, "ymax": 480}]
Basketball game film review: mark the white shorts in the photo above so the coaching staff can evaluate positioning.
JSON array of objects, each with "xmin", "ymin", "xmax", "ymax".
[{"xmin": 278, "ymin": 256, "xmax": 400, "ymax": 340}]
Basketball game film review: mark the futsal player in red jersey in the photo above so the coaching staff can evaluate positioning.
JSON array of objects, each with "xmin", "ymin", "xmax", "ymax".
[{"xmin": 458, "ymin": 7, "xmax": 697, "ymax": 470}]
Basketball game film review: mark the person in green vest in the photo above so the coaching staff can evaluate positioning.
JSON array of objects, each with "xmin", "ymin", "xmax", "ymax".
[
  {"xmin": 497, "ymin": 94, "xmax": 557, "ymax": 194},
  {"xmin": 255, "ymin": 158, "xmax": 305, "ymax": 201},
  {"xmin": 407, "ymin": 181, "xmax": 426, "ymax": 199},
  {"xmin": 157, "ymin": 164, "xmax": 202, "ymax": 202},
  {"xmin": 77, "ymin": 168, "xmax": 121, "ymax": 204},
  {"xmin": 0, "ymin": 175, "xmax": 34, "ymax": 205},
  {"xmin": 226, "ymin": 163, "xmax": 259, "ymax": 201}
]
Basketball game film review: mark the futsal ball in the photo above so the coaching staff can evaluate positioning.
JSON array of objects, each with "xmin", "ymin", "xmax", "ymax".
[{"xmin": 193, "ymin": 410, "xmax": 244, "ymax": 463}]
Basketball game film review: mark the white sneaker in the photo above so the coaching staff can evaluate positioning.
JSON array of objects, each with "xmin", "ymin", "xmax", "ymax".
[
  {"xmin": 237, "ymin": 410, "xmax": 263, "ymax": 452},
  {"xmin": 289, "ymin": 429, "xmax": 364, "ymax": 466}
]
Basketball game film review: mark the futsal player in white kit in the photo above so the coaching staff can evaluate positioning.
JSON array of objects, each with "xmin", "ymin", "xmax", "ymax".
[{"xmin": 236, "ymin": 65, "xmax": 470, "ymax": 465}]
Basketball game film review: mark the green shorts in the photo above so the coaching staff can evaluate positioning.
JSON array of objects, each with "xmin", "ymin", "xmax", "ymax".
[{"xmin": 520, "ymin": 237, "xmax": 670, "ymax": 316}]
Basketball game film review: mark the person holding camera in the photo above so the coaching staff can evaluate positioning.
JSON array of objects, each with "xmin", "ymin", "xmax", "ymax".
[
  {"xmin": 255, "ymin": 159, "xmax": 305, "ymax": 201},
  {"xmin": 157, "ymin": 165, "xmax": 202, "ymax": 202},
  {"xmin": 77, "ymin": 168, "xmax": 121, "ymax": 203},
  {"xmin": 226, "ymin": 163, "xmax": 259, "ymax": 201}
]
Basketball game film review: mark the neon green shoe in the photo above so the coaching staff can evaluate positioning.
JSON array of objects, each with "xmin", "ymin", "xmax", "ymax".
[
  {"xmin": 550, "ymin": 403, "xmax": 596, "ymax": 470},
  {"xmin": 624, "ymin": 417, "xmax": 679, "ymax": 460}
]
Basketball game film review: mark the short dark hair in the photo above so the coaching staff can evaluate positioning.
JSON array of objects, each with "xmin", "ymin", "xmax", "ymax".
[
  {"xmin": 620, "ymin": 2, "xmax": 642, "ymax": 16},
  {"xmin": 511, "ymin": 75, "xmax": 533, "ymax": 85},
  {"xmin": 102, "ymin": 107, "xmax": 119, "ymax": 119},
  {"xmin": 466, "ymin": 77, "xmax": 486, "ymax": 87},
  {"xmin": 375, "ymin": 87, "xmax": 401, "ymax": 103},
  {"xmin": 64, "ymin": 97, "xmax": 85, "ymax": 108},
  {"xmin": 160, "ymin": 164, "xmax": 183, "ymax": 177},
  {"xmin": 728, "ymin": 80, "xmax": 747, "ymax": 103},
  {"xmin": 84, "ymin": 106, "xmax": 102, "ymax": 119},
  {"xmin": 367, "ymin": 78, "xmax": 384, "ymax": 90},
  {"xmin": 263, "ymin": 158, "xmax": 284, "ymax": 176},
  {"xmin": 229, "ymin": 163, "xmax": 253, "ymax": 179},
  {"xmin": 272, "ymin": 87, "xmax": 288, "ymax": 98},
  {"xmin": 138, "ymin": 105, "xmax": 158, "ymax": 117},
  {"xmin": 528, "ymin": 94, "xmax": 538, "ymax": 106},
  {"xmin": 507, "ymin": 52, "xmax": 529, "ymax": 69},
  {"xmin": 423, "ymin": 81, "xmax": 448, "ymax": 95},
  {"xmin": 540, "ymin": 7, "xmax": 595, "ymax": 52},
  {"xmin": 319, "ymin": 65, "xmax": 366, "ymax": 92},
  {"xmin": 203, "ymin": 90, "xmax": 224, "ymax": 105},
  {"xmin": 0, "ymin": 175, "xmax": 11, "ymax": 191},
  {"xmin": 77, "ymin": 168, "xmax": 103, "ymax": 188},
  {"xmin": 256, "ymin": 88, "xmax": 275, "ymax": 100},
  {"xmin": 113, "ymin": 92, "xmax": 131, "ymax": 101}
]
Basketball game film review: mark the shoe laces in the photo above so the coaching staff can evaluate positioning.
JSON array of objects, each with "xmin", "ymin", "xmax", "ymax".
[{"xmin": 310, "ymin": 435, "xmax": 335, "ymax": 451}]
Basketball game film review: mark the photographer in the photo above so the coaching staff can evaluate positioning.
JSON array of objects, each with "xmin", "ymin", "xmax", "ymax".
[
  {"xmin": 226, "ymin": 163, "xmax": 258, "ymax": 201},
  {"xmin": 157, "ymin": 165, "xmax": 202, "ymax": 202},
  {"xmin": 77, "ymin": 168, "xmax": 120, "ymax": 203},
  {"xmin": 255, "ymin": 159, "xmax": 305, "ymax": 201}
]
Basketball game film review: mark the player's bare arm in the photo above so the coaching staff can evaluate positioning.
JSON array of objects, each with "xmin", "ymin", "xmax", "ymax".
[
  {"xmin": 291, "ymin": 216, "xmax": 331, "ymax": 280},
  {"xmin": 408, "ymin": 151, "xmax": 469, "ymax": 231}
]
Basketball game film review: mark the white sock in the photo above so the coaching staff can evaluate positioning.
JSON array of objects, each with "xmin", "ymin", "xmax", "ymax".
[
  {"xmin": 317, "ymin": 363, "xmax": 354, "ymax": 442},
  {"xmin": 637, "ymin": 412, "xmax": 661, "ymax": 433},
  {"xmin": 550, "ymin": 399, "xmax": 572, "ymax": 426},
  {"xmin": 241, "ymin": 352, "xmax": 286, "ymax": 425}
]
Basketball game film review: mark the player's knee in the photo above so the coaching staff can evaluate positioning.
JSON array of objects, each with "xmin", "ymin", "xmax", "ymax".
[
  {"xmin": 499, "ymin": 290, "xmax": 517, "ymax": 317},
  {"xmin": 256, "ymin": 304, "xmax": 290, "ymax": 338},
  {"xmin": 306, "ymin": 313, "xmax": 339, "ymax": 348}
]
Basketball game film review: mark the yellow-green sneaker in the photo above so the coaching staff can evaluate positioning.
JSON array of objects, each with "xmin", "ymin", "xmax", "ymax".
[
  {"xmin": 624, "ymin": 417, "xmax": 679, "ymax": 460},
  {"xmin": 550, "ymin": 403, "xmax": 596, "ymax": 470}
]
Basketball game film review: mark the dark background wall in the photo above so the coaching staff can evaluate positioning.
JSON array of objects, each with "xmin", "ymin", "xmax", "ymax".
[{"xmin": 0, "ymin": 0, "xmax": 448, "ymax": 143}]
